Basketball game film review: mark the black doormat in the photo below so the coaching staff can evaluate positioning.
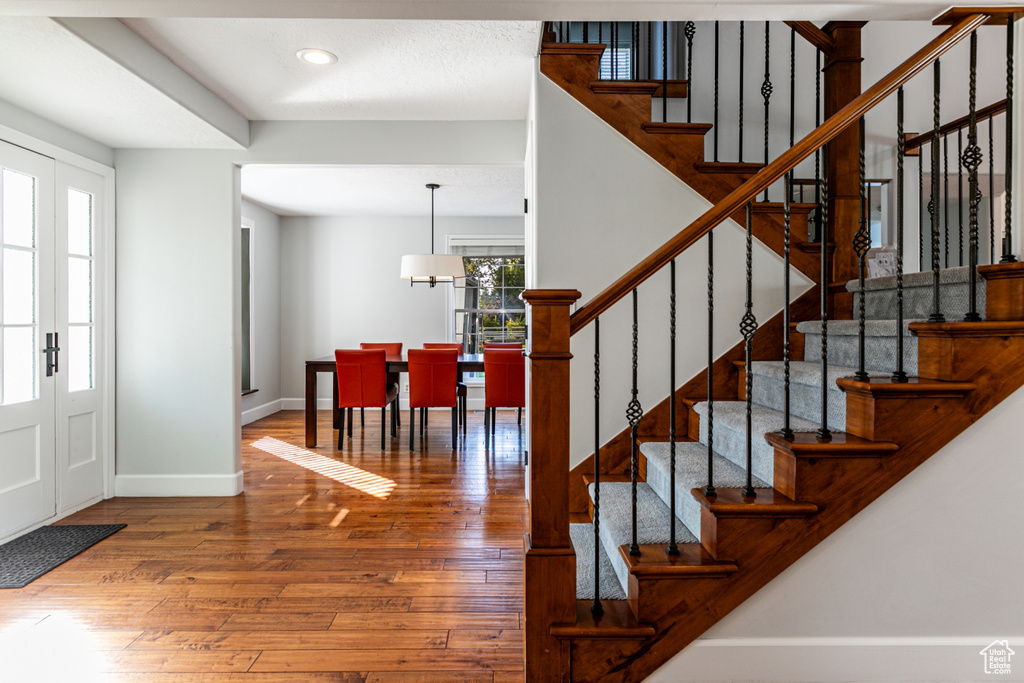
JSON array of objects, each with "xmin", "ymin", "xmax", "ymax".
[{"xmin": 0, "ymin": 524, "xmax": 126, "ymax": 589}]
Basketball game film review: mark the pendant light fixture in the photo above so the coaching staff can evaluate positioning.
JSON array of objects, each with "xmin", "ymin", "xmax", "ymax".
[{"xmin": 400, "ymin": 183, "xmax": 465, "ymax": 287}]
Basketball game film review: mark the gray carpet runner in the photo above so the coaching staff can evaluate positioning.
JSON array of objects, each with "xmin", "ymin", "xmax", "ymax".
[{"xmin": 570, "ymin": 523, "xmax": 627, "ymax": 600}]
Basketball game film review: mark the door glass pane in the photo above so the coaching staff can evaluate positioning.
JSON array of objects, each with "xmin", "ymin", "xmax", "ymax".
[
  {"xmin": 3, "ymin": 248, "xmax": 35, "ymax": 325},
  {"xmin": 68, "ymin": 188, "xmax": 92, "ymax": 257},
  {"xmin": 68, "ymin": 257, "xmax": 92, "ymax": 324},
  {"xmin": 2, "ymin": 327, "xmax": 36, "ymax": 405},
  {"xmin": 2, "ymin": 169, "xmax": 35, "ymax": 248},
  {"xmin": 68, "ymin": 325, "xmax": 92, "ymax": 393}
]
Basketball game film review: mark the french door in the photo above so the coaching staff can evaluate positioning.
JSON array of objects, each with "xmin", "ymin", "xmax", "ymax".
[{"xmin": 0, "ymin": 139, "xmax": 107, "ymax": 540}]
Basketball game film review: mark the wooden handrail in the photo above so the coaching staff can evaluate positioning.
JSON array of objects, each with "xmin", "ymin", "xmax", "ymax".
[
  {"xmin": 784, "ymin": 21, "xmax": 836, "ymax": 54},
  {"xmin": 905, "ymin": 98, "xmax": 1008, "ymax": 152},
  {"xmin": 567, "ymin": 12, "xmax": 988, "ymax": 336}
]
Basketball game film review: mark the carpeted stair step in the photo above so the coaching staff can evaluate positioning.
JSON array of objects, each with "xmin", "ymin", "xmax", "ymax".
[
  {"xmin": 797, "ymin": 319, "xmax": 919, "ymax": 375},
  {"xmin": 692, "ymin": 401, "xmax": 822, "ymax": 485},
  {"xmin": 849, "ymin": 265, "xmax": 986, "ymax": 321},
  {"xmin": 640, "ymin": 441, "xmax": 768, "ymax": 543},
  {"xmin": 586, "ymin": 482, "xmax": 698, "ymax": 595},
  {"xmin": 747, "ymin": 360, "xmax": 890, "ymax": 431},
  {"xmin": 569, "ymin": 523, "xmax": 627, "ymax": 600}
]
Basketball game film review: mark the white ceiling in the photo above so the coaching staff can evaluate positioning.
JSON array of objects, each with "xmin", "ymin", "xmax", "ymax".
[
  {"xmin": 121, "ymin": 19, "xmax": 540, "ymax": 121},
  {"xmin": 241, "ymin": 165, "xmax": 525, "ymax": 217}
]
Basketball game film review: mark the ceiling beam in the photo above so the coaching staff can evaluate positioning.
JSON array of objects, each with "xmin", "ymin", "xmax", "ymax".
[{"xmin": 54, "ymin": 17, "xmax": 249, "ymax": 147}]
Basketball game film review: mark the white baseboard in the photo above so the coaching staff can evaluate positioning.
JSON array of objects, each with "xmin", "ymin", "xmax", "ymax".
[
  {"xmin": 115, "ymin": 471, "xmax": 244, "ymax": 497},
  {"xmin": 646, "ymin": 636, "xmax": 1024, "ymax": 682},
  {"xmin": 242, "ymin": 398, "xmax": 283, "ymax": 425}
]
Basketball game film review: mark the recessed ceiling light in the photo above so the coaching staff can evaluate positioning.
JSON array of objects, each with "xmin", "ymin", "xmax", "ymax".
[{"xmin": 297, "ymin": 48, "xmax": 337, "ymax": 65}]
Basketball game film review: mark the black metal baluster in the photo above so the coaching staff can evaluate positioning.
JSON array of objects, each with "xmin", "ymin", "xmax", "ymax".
[
  {"xmin": 633, "ymin": 22, "xmax": 639, "ymax": 80},
  {"xmin": 1001, "ymin": 17, "xmax": 1016, "ymax": 263},
  {"xmin": 854, "ymin": 117, "xmax": 870, "ymax": 382},
  {"xmin": 963, "ymin": 29, "xmax": 983, "ymax": 322},
  {"xmin": 762, "ymin": 21, "xmax": 773, "ymax": 201},
  {"xmin": 627, "ymin": 288, "xmax": 643, "ymax": 557},
  {"xmin": 662, "ymin": 21, "xmax": 669, "ymax": 122},
  {"xmin": 583, "ymin": 21, "xmax": 589, "ymax": 43},
  {"xmin": 789, "ymin": 24, "xmax": 796, "ymax": 155},
  {"xmin": 647, "ymin": 22, "xmax": 653, "ymax": 82},
  {"xmin": 613, "ymin": 22, "xmax": 618, "ymax": 80},
  {"xmin": 894, "ymin": 87, "xmax": 909, "ymax": 383},
  {"xmin": 990, "ymin": 115, "xmax": 996, "ymax": 264},
  {"xmin": 818, "ymin": 143, "xmax": 832, "ymax": 441},
  {"xmin": 714, "ymin": 21, "xmax": 720, "ymax": 162},
  {"xmin": 943, "ymin": 134, "xmax": 950, "ymax": 269},
  {"xmin": 739, "ymin": 21, "xmax": 746, "ymax": 162},
  {"xmin": 592, "ymin": 317, "xmax": 602, "ymax": 614},
  {"xmin": 958, "ymin": 127, "xmax": 965, "ymax": 267},
  {"xmin": 685, "ymin": 22, "xmax": 695, "ymax": 124},
  {"xmin": 704, "ymin": 229, "xmax": 716, "ymax": 496},
  {"xmin": 741, "ymin": 202, "xmax": 758, "ymax": 497},
  {"xmin": 668, "ymin": 260, "xmax": 679, "ymax": 556},
  {"xmin": 781, "ymin": 174, "xmax": 794, "ymax": 438},
  {"xmin": 928, "ymin": 60, "xmax": 946, "ymax": 323},
  {"xmin": 920, "ymin": 132, "xmax": 926, "ymax": 270},
  {"xmin": 598, "ymin": 21, "xmax": 602, "ymax": 46},
  {"xmin": 814, "ymin": 48, "xmax": 822, "ymax": 242}
]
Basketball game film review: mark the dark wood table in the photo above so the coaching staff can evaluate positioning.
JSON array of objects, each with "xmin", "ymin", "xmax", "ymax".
[{"xmin": 304, "ymin": 353, "xmax": 484, "ymax": 447}]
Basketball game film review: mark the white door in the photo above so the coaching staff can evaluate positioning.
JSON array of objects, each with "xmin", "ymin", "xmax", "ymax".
[
  {"xmin": 56, "ymin": 163, "xmax": 106, "ymax": 511},
  {"xmin": 0, "ymin": 140, "xmax": 57, "ymax": 539}
]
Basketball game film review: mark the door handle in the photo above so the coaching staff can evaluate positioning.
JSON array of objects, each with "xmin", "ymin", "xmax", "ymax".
[{"xmin": 43, "ymin": 332, "xmax": 60, "ymax": 377}]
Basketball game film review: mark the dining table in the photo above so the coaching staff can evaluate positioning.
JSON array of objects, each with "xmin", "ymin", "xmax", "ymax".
[{"xmin": 304, "ymin": 352, "xmax": 484, "ymax": 447}]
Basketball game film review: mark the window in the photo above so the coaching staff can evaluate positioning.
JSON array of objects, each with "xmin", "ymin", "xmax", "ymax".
[{"xmin": 448, "ymin": 237, "xmax": 526, "ymax": 376}]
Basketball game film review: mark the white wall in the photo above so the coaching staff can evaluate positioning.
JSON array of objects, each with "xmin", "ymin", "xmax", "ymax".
[
  {"xmin": 279, "ymin": 215, "xmax": 524, "ymax": 407},
  {"xmin": 240, "ymin": 199, "xmax": 282, "ymax": 425},
  {"xmin": 648, "ymin": 382, "xmax": 1024, "ymax": 682},
  {"xmin": 531, "ymin": 64, "xmax": 812, "ymax": 471}
]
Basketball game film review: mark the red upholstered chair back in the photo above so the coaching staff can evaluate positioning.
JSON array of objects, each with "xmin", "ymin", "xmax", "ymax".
[
  {"xmin": 335, "ymin": 349, "xmax": 389, "ymax": 408},
  {"xmin": 408, "ymin": 349, "xmax": 459, "ymax": 408},
  {"xmin": 484, "ymin": 348, "xmax": 525, "ymax": 409},
  {"xmin": 359, "ymin": 342, "xmax": 402, "ymax": 357},
  {"xmin": 483, "ymin": 342, "xmax": 523, "ymax": 349},
  {"xmin": 422, "ymin": 343, "xmax": 462, "ymax": 351}
]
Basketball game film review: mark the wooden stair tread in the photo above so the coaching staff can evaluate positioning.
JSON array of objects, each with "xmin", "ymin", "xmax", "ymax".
[
  {"xmin": 551, "ymin": 600, "xmax": 656, "ymax": 639},
  {"xmin": 620, "ymin": 544, "xmax": 738, "ymax": 579},
  {"xmin": 752, "ymin": 201, "xmax": 818, "ymax": 215},
  {"xmin": 765, "ymin": 430, "xmax": 899, "ymax": 457},
  {"xmin": 836, "ymin": 375, "xmax": 977, "ymax": 396},
  {"xmin": 690, "ymin": 488, "xmax": 819, "ymax": 517},
  {"xmin": 539, "ymin": 42, "xmax": 607, "ymax": 56},
  {"xmin": 695, "ymin": 161, "xmax": 764, "ymax": 175},
  {"xmin": 582, "ymin": 473, "xmax": 633, "ymax": 485},
  {"xmin": 590, "ymin": 79, "xmax": 689, "ymax": 98},
  {"xmin": 641, "ymin": 121, "xmax": 713, "ymax": 136},
  {"xmin": 908, "ymin": 320, "xmax": 1024, "ymax": 336}
]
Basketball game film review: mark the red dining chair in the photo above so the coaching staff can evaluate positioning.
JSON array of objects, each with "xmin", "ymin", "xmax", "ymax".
[
  {"xmin": 422, "ymin": 343, "xmax": 468, "ymax": 429},
  {"xmin": 335, "ymin": 349, "xmax": 399, "ymax": 450},
  {"xmin": 484, "ymin": 347, "xmax": 526, "ymax": 435},
  {"xmin": 359, "ymin": 343, "xmax": 402, "ymax": 428},
  {"xmin": 407, "ymin": 349, "xmax": 459, "ymax": 451}
]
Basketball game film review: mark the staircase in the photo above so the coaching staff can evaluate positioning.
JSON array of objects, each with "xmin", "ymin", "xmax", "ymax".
[{"xmin": 523, "ymin": 13, "xmax": 1024, "ymax": 682}]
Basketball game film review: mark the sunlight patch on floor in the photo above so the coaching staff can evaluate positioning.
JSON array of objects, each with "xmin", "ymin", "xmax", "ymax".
[
  {"xmin": 251, "ymin": 436, "xmax": 396, "ymax": 499},
  {"xmin": 0, "ymin": 613, "xmax": 109, "ymax": 682}
]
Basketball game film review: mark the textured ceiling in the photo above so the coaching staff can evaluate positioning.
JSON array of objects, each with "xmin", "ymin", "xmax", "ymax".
[
  {"xmin": 241, "ymin": 165, "xmax": 525, "ymax": 217},
  {"xmin": 121, "ymin": 19, "xmax": 540, "ymax": 121},
  {"xmin": 0, "ymin": 17, "xmax": 240, "ymax": 148}
]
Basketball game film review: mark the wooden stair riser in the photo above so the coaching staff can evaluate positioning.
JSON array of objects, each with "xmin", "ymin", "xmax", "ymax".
[
  {"xmin": 843, "ymin": 392, "xmax": 967, "ymax": 442},
  {"xmin": 915, "ymin": 325, "xmax": 1024, "ymax": 382},
  {"xmin": 627, "ymin": 573, "xmax": 733, "ymax": 624},
  {"xmin": 773, "ymin": 450, "xmax": 886, "ymax": 500},
  {"xmin": 978, "ymin": 261, "xmax": 1024, "ymax": 320}
]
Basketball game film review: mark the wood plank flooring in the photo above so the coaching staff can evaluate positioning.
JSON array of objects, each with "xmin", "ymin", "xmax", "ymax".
[{"xmin": 0, "ymin": 409, "xmax": 528, "ymax": 681}]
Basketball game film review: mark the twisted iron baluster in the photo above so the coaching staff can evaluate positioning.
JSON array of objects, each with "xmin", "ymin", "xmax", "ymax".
[
  {"xmin": 668, "ymin": 260, "xmax": 679, "ymax": 556},
  {"xmin": 627, "ymin": 288, "xmax": 643, "ymax": 557},
  {"xmin": 592, "ymin": 317, "xmax": 602, "ymax": 614},
  {"xmin": 762, "ymin": 21, "xmax": 773, "ymax": 202},
  {"xmin": 705, "ymin": 229, "xmax": 716, "ymax": 496},
  {"xmin": 583, "ymin": 21, "xmax": 588, "ymax": 43},
  {"xmin": 789, "ymin": 24, "xmax": 795, "ymax": 153},
  {"xmin": 944, "ymin": 134, "xmax": 950, "ymax": 269},
  {"xmin": 648, "ymin": 22, "xmax": 653, "ymax": 82},
  {"xmin": 894, "ymin": 87, "xmax": 909, "ymax": 383},
  {"xmin": 685, "ymin": 22, "xmax": 696, "ymax": 124},
  {"xmin": 741, "ymin": 202, "xmax": 759, "ymax": 497},
  {"xmin": 919, "ymin": 128, "xmax": 926, "ymax": 269},
  {"xmin": 817, "ymin": 143, "xmax": 832, "ymax": 441},
  {"xmin": 958, "ymin": 128, "xmax": 964, "ymax": 267},
  {"xmin": 1001, "ymin": 17, "xmax": 1016, "ymax": 263},
  {"xmin": 662, "ymin": 21, "xmax": 669, "ymax": 123},
  {"xmin": 928, "ymin": 60, "xmax": 946, "ymax": 324},
  {"xmin": 814, "ymin": 48, "xmax": 822, "ymax": 243},
  {"xmin": 781, "ymin": 174, "xmax": 794, "ymax": 438},
  {"xmin": 633, "ymin": 22, "xmax": 639, "ymax": 81},
  {"xmin": 990, "ymin": 115, "xmax": 996, "ymax": 264},
  {"xmin": 714, "ymin": 21, "xmax": 720, "ymax": 162},
  {"xmin": 963, "ymin": 30, "xmax": 983, "ymax": 322},
  {"xmin": 739, "ymin": 21, "xmax": 745, "ymax": 162},
  {"xmin": 853, "ymin": 117, "xmax": 870, "ymax": 382}
]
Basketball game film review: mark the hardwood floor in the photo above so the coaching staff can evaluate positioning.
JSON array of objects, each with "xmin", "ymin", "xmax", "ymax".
[{"xmin": 0, "ymin": 409, "xmax": 528, "ymax": 682}]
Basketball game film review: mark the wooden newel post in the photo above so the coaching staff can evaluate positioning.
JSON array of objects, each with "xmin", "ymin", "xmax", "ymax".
[{"xmin": 521, "ymin": 289, "xmax": 581, "ymax": 681}]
